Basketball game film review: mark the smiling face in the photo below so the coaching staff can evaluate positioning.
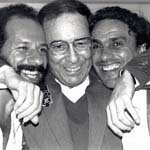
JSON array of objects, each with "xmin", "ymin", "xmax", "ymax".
[
  {"xmin": 1, "ymin": 17, "xmax": 47, "ymax": 84},
  {"xmin": 92, "ymin": 19, "xmax": 140, "ymax": 89},
  {"xmin": 43, "ymin": 13, "xmax": 92, "ymax": 87}
]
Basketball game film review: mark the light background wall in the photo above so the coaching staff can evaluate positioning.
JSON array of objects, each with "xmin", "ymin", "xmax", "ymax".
[{"xmin": 0, "ymin": 0, "xmax": 150, "ymax": 21}]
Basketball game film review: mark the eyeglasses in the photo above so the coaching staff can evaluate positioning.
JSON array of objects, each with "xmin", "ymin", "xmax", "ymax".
[{"xmin": 48, "ymin": 37, "xmax": 92, "ymax": 55}]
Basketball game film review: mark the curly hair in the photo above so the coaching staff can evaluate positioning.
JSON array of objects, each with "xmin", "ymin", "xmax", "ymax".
[
  {"xmin": 38, "ymin": 0, "xmax": 92, "ymax": 25},
  {"xmin": 0, "ymin": 4, "xmax": 39, "ymax": 50},
  {"xmin": 89, "ymin": 6, "xmax": 150, "ymax": 48}
]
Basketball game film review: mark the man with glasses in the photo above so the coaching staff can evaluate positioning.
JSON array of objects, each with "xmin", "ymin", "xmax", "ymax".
[
  {"xmin": 21, "ymin": 0, "xmax": 150, "ymax": 150},
  {"xmin": 22, "ymin": 1, "xmax": 111, "ymax": 150}
]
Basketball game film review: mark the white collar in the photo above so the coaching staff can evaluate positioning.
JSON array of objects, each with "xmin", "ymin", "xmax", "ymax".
[{"xmin": 56, "ymin": 76, "xmax": 89, "ymax": 103}]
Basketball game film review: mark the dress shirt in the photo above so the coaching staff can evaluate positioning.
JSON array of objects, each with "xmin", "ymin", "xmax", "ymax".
[
  {"xmin": 5, "ymin": 111, "xmax": 22, "ymax": 150},
  {"xmin": 56, "ymin": 76, "xmax": 90, "ymax": 103},
  {"xmin": 0, "ymin": 111, "xmax": 22, "ymax": 150}
]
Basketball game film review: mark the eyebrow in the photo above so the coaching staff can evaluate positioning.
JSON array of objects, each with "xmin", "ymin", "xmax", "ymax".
[
  {"xmin": 40, "ymin": 43, "xmax": 48, "ymax": 47},
  {"xmin": 17, "ymin": 41, "xmax": 48, "ymax": 47},
  {"xmin": 50, "ymin": 37, "xmax": 91, "ymax": 44},
  {"xmin": 110, "ymin": 36, "xmax": 127, "ymax": 42},
  {"xmin": 17, "ymin": 41, "xmax": 30, "ymax": 45},
  {"xmin": 51, "ymin": 40, "xmax": 64, "ymax": 44}
]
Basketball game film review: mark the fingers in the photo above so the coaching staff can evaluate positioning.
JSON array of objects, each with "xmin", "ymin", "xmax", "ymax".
[
  {"xmin": 123, "ymin": 98, "xmax": 140, "ymax": 125},
  {"xmin": 15, "ymin": 83, "xmax": 35, "ymax": 114},
  {"xmin": 107, "ymin": 100, "xmax": 133, "ymax": 133},
  {"xmin": 30, "ymin": 116, "xmax": 39, "ymax": 125},
  {"xmin": 115, "ymin": 95, "xmax": 135, "ymax": 127},
  {"xmin": 13, "ymin": 81, "xmax": 27, "ymax": 110},
  {"xmin": 106, "ymin": 106, "xmax": 123, "ymax": 137},
  {"xmin": 14, "ymin": 83, "xmax": 43, "ymax": 125},
  {"xmin": 18, "ymin": 90, "xmax": 43, "ymax": 124},
  {"xmin": 107, "ymin": 93, "xmax": 140, "ymax": 137}
]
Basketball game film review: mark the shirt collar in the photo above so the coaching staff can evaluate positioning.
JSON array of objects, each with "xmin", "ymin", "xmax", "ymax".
[{"xmin": 56, "ymin": 76, "xmax": 89, "ymax": 103}]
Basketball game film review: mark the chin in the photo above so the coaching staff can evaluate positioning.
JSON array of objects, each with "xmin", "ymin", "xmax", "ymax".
[
  {"xmin": 102, "ymin": 80, "xmax": 116, "ymax": 89},
  {"xmin": 64, "ymin": 76, "xmax": 86, "ymax": 87},
  {"xmin": 22, "ymin": 76, "xmax": 41, "ymax": 85},
  {"xmin": 66, "ymin": 81, "xmax": 81, "ymax": 88}
]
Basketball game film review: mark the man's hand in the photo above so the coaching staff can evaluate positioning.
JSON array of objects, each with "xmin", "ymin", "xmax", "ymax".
[
  {"xmin": 106, "ymin": 70, "xmax": 140, "ymax": 137},
  {"xmin": 13, "ymin": 82, "xmax": 43, "ymax": 124},
  {"xmin": 1, "ymin": 66, "xmax": 43, "ymax": 124}
]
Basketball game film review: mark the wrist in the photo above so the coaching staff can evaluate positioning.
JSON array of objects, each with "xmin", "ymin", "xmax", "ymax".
[{"xmin": 0, "ymin": 65, "xmax": 12, "ymax": 84}]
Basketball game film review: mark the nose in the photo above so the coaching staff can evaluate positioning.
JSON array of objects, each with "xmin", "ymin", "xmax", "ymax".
[
  {"xmin": 67, "ymin": 44, "xmax": 79, "ymax": 63},
  {"xmin": 101, "ymin": 48, "xmax": 113, "ymax": 62},
  {"xmin": 28, "ymin": 50, "xmax": 44, "ymax": 66}
]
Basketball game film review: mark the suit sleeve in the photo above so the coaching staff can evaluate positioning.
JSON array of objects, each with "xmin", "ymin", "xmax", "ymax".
[
  {"xmin": 0, "ymin": 59, "xmax": 7, "ymax": 67},
  {"xmin": 125, "ymin": 50, "xmax": 150, "ymax": 90}
]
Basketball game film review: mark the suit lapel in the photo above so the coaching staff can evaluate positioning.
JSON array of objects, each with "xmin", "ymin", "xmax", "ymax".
[
  {"xmin": 23, "ymin": 73, "xmax": 74, "ymax": 150},
  {"xmin": 43, "ymin": 74, "xmax": 74, "ymax": 150},
  {"xmin": 87, "ymin": 81, "xmax": 111, "ymax": 150},
  {"xmin": 23, "ymin": 94, "xmax": 73, "ymax": 150},
  {"xmin": 43, "ymin": 92, "xmax": 74, "ymax": 150}
]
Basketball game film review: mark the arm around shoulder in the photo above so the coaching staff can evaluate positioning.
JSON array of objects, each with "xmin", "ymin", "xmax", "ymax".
[{"xmin": 125, "ymin": 50, "xmax": 150, "ymax": 89}]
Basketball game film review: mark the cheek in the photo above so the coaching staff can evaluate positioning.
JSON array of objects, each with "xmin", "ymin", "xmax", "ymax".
[
  {"xmin": 92, "ymin": 50, "xmax": 101, "ymax": 65},
  {"xmin": 48, "ymin": 55, "xmax": 63, "ymax": 72},
  {"xmin": 49, "ymin": 61, "xmax": 62, "ymax": 78},
  {"xmin": 48, "ymin": 52, "xmax": 65, "ymax": 64},
  {"xmin": 81, "ymin": 49, "xmax": 92, "ymax": 59},
  {"xmin": 9, "ymin": 52, "xmax": 27, "ymax": 68},
  {"xmin": 119, "ymin": 48, "xmax": 135, "ymax": 64}
]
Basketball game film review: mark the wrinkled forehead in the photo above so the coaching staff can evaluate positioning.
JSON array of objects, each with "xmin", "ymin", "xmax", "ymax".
[
  {"xmin": 5, "ymin": 17, "xmax": 46, "ymax": 42},
  {"xmin": 43, "ymin": 13, "xmax": 90, "ymax": 42}
]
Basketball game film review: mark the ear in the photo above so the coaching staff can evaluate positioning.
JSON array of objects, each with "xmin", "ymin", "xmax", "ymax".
[{"xmin": 138, "ymin": 43, "xmax": 147, "ymax": 54}]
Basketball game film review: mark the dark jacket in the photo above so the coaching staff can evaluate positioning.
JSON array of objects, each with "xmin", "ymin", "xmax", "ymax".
[{"xmin": 22, "ymin": 70, "xmax": 122, "ymax": 150}]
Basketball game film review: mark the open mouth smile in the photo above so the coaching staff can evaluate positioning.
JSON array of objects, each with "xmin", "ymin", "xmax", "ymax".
[
  {"xmin": 21, "ymin": 69, "xmax": 41, "ymax": 79},
  {"xmin": 65, "ymin": 66, "xmax": 81, "ymax": 72},
  {"xmin": 102, "ymin": 63, "xmax": 120, "ymax": 71}
]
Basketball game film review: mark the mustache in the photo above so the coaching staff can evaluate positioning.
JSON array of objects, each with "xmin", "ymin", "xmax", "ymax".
[{"xmin": 15, "ymin": 64, "xmax": 46, "ymax": 74}]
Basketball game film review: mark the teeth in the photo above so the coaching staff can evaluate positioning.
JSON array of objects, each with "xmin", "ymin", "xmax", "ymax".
[
  {"xmin": 22, "ymin": 70, "xmax": 38, "ymax": 75},
  {"xmin": 66, "ymin": 66, "xmax": 81, "ymax": 72},
  {"xmin": 103, "ymin": 64, "xmax": 120, "ymax": 71}
]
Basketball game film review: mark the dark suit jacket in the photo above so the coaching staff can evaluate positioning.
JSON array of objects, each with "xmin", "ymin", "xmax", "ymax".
[
  {"xmin": 22, "ymin": 70, "xmax": 122, "ymax": 150},
  {"xmin": 125, "ymin": 51, "xmax": 150, "ymax": 89}
]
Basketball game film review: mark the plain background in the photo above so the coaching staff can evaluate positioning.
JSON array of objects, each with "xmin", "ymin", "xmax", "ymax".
[{"xmin": 0, "ymin": 0, "xmax": 150, "ymax": 22}]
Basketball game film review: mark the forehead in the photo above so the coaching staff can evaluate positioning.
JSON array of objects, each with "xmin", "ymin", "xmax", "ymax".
[
  {"xmin": 43, "ymin": 13, "xmax": 90, "ymax": 42},
  {"xmin": 92, "ymin": 19, "xmax": 132, "ymax": 40},
  {"xmin": 5, "ymin": 17, "xmax": 45, "ymax": 42}
]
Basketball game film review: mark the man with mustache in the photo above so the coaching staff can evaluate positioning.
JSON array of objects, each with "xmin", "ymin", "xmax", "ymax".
[
  {"xmin": 91, "ymin": 6, "xmax": 150, "ymax": 149},
  {"xmin": 0, "ymin": 4, "xmax": 47, "ymax": 149}
]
